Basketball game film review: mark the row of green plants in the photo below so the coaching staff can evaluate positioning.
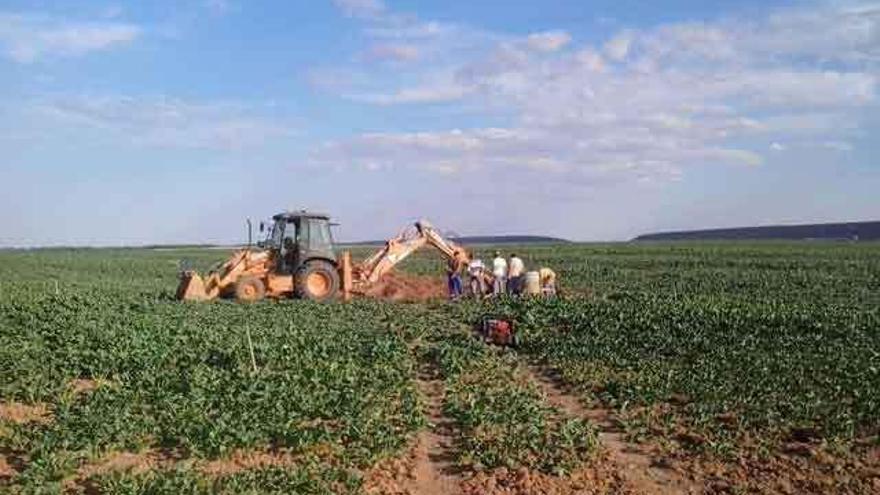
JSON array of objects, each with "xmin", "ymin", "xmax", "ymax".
[
  {"xmin": 71, "ymin": 463, "xmax": 361, "ymax": 495},
  {"xmin": 0, "ymin": 277, "xmax": 423, "ymax": 492},
  {"xmin": 427, "ymin": 330, "xmax": 598, "ymax": 474},
  {"xmin": 495, "ymin": 293, "xmax": 880, "ymax": 453},
  {"xmin": 2, "ymin": 241, "xmax": 878, "ymax": 491}
]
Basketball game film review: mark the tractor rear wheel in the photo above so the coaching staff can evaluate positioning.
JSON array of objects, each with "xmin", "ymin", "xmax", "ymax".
[
  {"xmin": 295, "ymin": 260, "xmax": 340, "ymax": 302},
  {"xmin": 234, "ymin": 276, "xmax": 266, "ymax": 302}
]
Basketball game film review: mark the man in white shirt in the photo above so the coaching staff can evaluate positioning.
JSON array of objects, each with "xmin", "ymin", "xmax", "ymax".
[
  {"xmin": 508, "ymin": 253, "xmax": 525, "ymax": 295},
  {"xmin": 468, "ymin": 258, "xmax": 488, "ymax": 298},
  {"xmin": 492, "ymin": 251, "xmax": 507, "ymax": 295}
]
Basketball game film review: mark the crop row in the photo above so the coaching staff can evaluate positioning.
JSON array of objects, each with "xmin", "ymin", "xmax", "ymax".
[
  {"xmin": 0, "ymin": 286, "xmax": 422, "ymax": 492},
  {"xmin": 495, "ymin": 294, "xmax": 880, "ymax": 453},
  {"xmin": 427, "ymin": 330, "xmax": 598, "ymax": 474}
]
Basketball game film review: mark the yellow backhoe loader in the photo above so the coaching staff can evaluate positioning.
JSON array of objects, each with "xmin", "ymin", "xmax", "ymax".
[{"xmin": 176, "ymin": 210, "xmax": 470, "ymax": 302}]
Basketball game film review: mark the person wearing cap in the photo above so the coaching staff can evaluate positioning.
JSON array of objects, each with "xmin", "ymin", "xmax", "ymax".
[
  {"xmin": 507, "ymin": 253, "xmax": 525, "ymax": 295},
  {"xmin": 491, "ymin": 251, "xmax": 507, "ymax": 295}
]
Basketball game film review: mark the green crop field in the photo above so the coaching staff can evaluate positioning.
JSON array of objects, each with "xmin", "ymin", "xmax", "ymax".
[{"xmin": 1, "ymin": 242, "xmax": 878, "ymax": 494}]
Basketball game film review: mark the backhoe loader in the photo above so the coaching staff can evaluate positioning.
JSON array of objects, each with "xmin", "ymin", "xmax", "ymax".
[{"xmin": 176, "ymin": 210, "xmax": 470, "ymax": 302}]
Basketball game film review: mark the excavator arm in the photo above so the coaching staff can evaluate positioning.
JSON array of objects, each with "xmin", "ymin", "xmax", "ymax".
[{"xmin": 344, "ymin": 220, "xmax": 470, "ymax": 297}]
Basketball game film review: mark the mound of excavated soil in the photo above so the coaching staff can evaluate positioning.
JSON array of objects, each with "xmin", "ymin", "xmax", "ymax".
[{"xmin": 361, "ymin": 272, "xmax": 447, "ymax": 302}]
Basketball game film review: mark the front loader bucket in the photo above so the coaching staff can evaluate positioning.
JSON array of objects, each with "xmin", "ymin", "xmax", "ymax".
[{"xmin": 177, "ymin": 271, "xmax": 210, "ymax": 301}]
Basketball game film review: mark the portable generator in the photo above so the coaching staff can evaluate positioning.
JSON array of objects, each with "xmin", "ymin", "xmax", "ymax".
[{"xmin": 479, "ymin": 316, "xmax": 519, "ymax": 347}]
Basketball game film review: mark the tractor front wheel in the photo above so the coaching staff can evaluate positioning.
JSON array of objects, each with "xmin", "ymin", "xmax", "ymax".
[
  {"xmin": 234, "ymin": 276, "xmax": 266, "ymax": 302},
  {"xmin": 295, "ymin": 260, "xmax": 340, "ymax": 302}
]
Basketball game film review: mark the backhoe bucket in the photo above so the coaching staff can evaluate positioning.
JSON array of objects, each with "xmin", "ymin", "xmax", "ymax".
[{"xmin": 177, "ymin": 271, "xmax": 210, "ymax": 301}]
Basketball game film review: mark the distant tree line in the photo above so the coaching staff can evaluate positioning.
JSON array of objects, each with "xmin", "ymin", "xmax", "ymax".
[{"xmin": 634, "ymin": 221, "xmax": 880, "ymax": 242}]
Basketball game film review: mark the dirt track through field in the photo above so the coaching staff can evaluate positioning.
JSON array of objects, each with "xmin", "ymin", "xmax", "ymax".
[
  {"xmin": 528, "ymin": 365, "xmax": 698, "ymax": 495},
  {"xmin": 407, "ymin": 367, "xmax": 462, "ymax": 495}
]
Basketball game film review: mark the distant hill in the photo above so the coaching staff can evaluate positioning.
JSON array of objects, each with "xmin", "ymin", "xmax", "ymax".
[
  {"xmin": 634, "ymin": 221, "xmax": 880, "ymax": 242},
  {"xmin": 343, "ymin": 235, "xmax": 569, "ymax": 246}
]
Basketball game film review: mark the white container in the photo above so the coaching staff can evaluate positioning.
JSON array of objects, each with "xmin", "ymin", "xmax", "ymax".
[{"xmin": 524, "ymin": 271, "xmax": 541, "ymax": 295}]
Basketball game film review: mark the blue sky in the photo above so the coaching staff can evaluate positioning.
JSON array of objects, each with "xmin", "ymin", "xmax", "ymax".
[{"xmin": 0, "ymin": 0, "xmax": 877, "ymax": 246}]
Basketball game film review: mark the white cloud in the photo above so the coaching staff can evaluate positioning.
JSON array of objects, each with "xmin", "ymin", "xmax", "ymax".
[
  {"xmin": 526, "ymin": 30, "xmax": 571, "ymax": 52},
  {"xmin": 37, "ymin": 95, "xmax": 293, "ymax": 150},
  {"xmin": 349, "ymin": 82, "xmax": 471, "ymax": 104},
  {"xmin": 365, "ymin": 20, "xmax": 450, "ymax": 39},
  {"xmin": 333, "ymin": 0, "xmax": 386, "ymax": 19},
  {"xmin": 365, "ymin": 43, "xmax": 420, "ymax": 62},
  {"xmin": 823, "ymin": 140, "xmax": 854, "ymax": 151},
  {"xmin": 0, "ymin": 13, "xmax": 141, "ymax": 63},
  {"xmin": 603, "ymin": 31, "xmax": 632, "ymax": 61},
  {"xmin": 316, "ymin": 1, "xmax": 878, "ymax": 187}
]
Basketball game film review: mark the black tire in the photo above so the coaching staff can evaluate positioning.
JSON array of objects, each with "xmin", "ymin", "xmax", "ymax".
[
  {"xmin": 234, "ymin": 276, "xmax": 266, "ymax": 302},
  {"xmin": 295, "ymin": 260, "xmax": 340, "ymax": 302}
]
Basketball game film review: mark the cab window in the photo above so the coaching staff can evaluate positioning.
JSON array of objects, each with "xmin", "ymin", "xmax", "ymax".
[
  {"xmin": 270, "ymin": 220, "xmax": 284, "ymax": 247},
  {"xmin": 307, "ymin": 219, "xmax": 333, "ymax": 251},
  {"xmin": 282, "ymin": 220, "xmax": 297, "ymax": 250}
]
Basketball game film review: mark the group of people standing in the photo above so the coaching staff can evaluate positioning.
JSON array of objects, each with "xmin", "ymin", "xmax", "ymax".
[
  {"xmin": 489, "ymin": 251, "xmax": 524, "ymax": 295},
  {"xmin": 446, "ymin": 250, "xmax": 556, "ymax": 300}
]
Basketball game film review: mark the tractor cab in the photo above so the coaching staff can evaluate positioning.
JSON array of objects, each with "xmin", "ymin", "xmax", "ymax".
[{"xmin": 261, "ymin": 211, "xmax": 337, "ymax": 274}]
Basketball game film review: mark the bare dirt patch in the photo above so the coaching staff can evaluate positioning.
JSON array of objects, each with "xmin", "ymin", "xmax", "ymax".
[
  {"xmin": 528, "ymin": 365, "xmax": 698, "ymax": 494},
  {"xmin": 364, "ymin": 366, "xmax": 461, "ymax": 495},
  {"xmin": 0, "ymin": 402, "xmax": 51, "ymax": 425},
  {"xmin": 66, "ymin": 378, "xmax": 114, "ymax": 395},
  {"xmin": 0, "ymin": 447, "xmax": 28, "ymax": 483},
  {"xmin": 76, "ymin": 451, "xmax": 159, "ymax": 480},
  {"xmin": 665, "ymin": 442, "xmax": 880, "ymax": 494},
  {"xmin": 361, "ymin": 272, "xmax": 446, "ymax": 302},
  {"xmin": 200, "ymin": 449, "xmax": 300, "ymax": 478},
  {"xmin": 63, "ymin": 450, "xmax": 168, "ymax": 491},
  {"xmin": 0, "ymin": 455, "xmax": 14, "ymax": 480},
  {"xmin": 408, "ymin": 375, "xmax": 461, "ymax": 494},
  {"xmin": 363, "ymin": 448, "xmax": 418, "ymax": 495},
  {"xmin": 460, "ymin": 459, "xmax": 628, "ymax": 495}
]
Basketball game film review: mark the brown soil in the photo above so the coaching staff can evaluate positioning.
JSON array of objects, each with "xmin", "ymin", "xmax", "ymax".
[
  {"xmin": 528, "ymin": 366, "xmax": 699, "ymax": 494},
  {"xmin": 665, "ymin": 442, "xmax": 880, "ymax": 494},
  {"xmin": 66, "ymin": 378, "xmax": 114, "ymax": 395},
  {"xmin": 200, "ymin": 449, "xmax": 300, "ymax": 478},
  {"xmin": 459, "ymin": 459, "xmax": 629, "ymax": 495},
  {"xmin": 361, "ymin": 272, "xmax": 447, "ymax": 302},
  {"xmin": 364, "ymin": 366, "xmax": 461, "ymax": 495},
  {"xmin": 0, "ymin": 455, "xmax": 13, "ymax": 480},
  {"xmin": 76, "ymin": 451, "xmax": 158, "ymax": 480},
  {"xmin": 527, "ymin": 365, "xmax": 880, "ymax": 494},
  {"xmin": 363, "ymin": 450, "xmax": 419, "ymax": 495},
  {"xmin": 63, "ymin": 450, "xmax": 165, "ymax": 491},
  {"xmin": 0, "ymin": 402, "xmax": 51, "ymax": 425},
  {"xmin": 63, "ymin": 445, "xmax": 336, "ymax": 491}
]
